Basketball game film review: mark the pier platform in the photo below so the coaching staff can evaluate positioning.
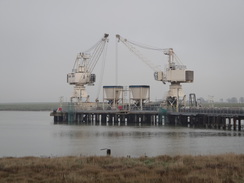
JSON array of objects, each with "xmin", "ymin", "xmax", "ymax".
[
  {"xmin": 50, "ymin": 108, "xmax": 166, "ymax": 126},
  {"xmin": 50, "ymin": 106, "xmax": 244, "ymax": 131}
]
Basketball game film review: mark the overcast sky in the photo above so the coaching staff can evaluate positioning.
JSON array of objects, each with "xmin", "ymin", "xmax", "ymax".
[{"xmin": 0, "ymin": 0, "xmax": 244, "ymax": 103}]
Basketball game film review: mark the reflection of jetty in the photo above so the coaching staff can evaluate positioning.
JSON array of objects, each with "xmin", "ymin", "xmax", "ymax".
[{"xmin": 50, "ymin": 106, "xmax": 244, "ymax": 131}]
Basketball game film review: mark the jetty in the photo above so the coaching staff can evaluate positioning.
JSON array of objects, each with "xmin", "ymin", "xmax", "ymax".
[
  {"xmin": 50, "ymin": 105, "xmax": 244, "ymax": 131},
  {"xmin": 51, "ymin": 33, "xmax": 244, "ymax": 131}
]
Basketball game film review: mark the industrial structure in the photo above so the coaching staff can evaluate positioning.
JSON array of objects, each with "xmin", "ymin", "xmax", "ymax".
[
  {"xmin": 50, "ymin": 33, "xmax": 244, "ymax": 131},
  {"xmin": 66, "ymin": 33, "xmax": 194, "ymax": 111},
  {"xmin": 67, "ymin": 33, "xmax": 109, "ymax": 106},
  {"xmin": 115, "ymin": 34, "xmax": 194, "ymax": 111}
]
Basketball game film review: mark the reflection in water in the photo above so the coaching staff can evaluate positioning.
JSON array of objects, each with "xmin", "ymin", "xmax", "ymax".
[
  {"xmin": 53, "ymin": 125, "xmax": 244, "ymax": 157},
  {"xmin": 0, "ymin": 111, "xmax": 244, "ymax": 157},
  {"xmin": 56, "ymin": 127, "xmax": 244, "ymax": 139}
]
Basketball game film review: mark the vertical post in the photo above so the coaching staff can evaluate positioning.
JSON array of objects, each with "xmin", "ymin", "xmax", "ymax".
[
  {"xmin": 115, "ymin": 39, "xmax": 118, "ymax": 86},
  {"xmin": 176, "ymin": 88, "xmax": 179, "ymax": 112},
  {"xmin": 101, "ymin": 114, "xmax": 106, "ymax": 125},
  {"xmin": 77, "ymin": 114, "xmax": 80, "ymax": 124},
  {"xmin": 238, "ymin": 118, "xmax": 241, "ymax": 131},
  {"xmin": 228, "ymin": 117, "xmax": 231, "ymax": 130},
  {"xmin": 114, "ymin": 114, "xmax": 118, "ymax": 125},
  {"xmin": 233, "ymin": 117, "xmax": 236, "ymax": 131},
  {"xmin": 140, "ymin": 87, "xmax": 143, "ymax": 110},
  {"xmin": 223, "ymin": 117, "xmax": 226, "ymax": 130}
]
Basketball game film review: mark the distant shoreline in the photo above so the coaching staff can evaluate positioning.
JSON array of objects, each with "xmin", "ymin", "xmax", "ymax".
[
  {"xmin": 0, "ymin": 102, "xmax": 59, "ymax": 111},
  {"xmin": 1, "ymin": 102, "xmax": 243, "ymax": 111}
]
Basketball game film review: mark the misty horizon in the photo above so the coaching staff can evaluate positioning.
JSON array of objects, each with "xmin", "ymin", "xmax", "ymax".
[{"xmin": 1, "ymin": 0, "xmax": 244, "ymax": 103}]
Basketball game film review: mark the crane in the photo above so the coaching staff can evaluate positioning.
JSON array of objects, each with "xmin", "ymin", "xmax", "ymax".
[
  {"xmin": 67, "ymin": 33, "xmax": 109, "ymax": 104},
  {"xmin": 116, "ymin": 34, "xmax": 194, "ymax": 111}
]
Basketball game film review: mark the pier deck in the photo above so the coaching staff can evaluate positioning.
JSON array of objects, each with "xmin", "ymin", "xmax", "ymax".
[{"xmin": 50, "ymin": 107, "xmax": 244, "ymax": 131}]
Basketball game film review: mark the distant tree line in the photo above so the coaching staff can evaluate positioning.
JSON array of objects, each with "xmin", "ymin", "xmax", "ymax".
[
  {"xmin": 239, "ymin": 97, "xmax": 244, "ymax": 103},
  {"xmin": 197, "ymin": 97, "xmax": 244, "ymax": 103},
  {"xmin": 224, "ymin": 97, "xmax": 244, "ymax": 103}
]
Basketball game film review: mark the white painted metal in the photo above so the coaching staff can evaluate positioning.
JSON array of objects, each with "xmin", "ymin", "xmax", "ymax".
[
  {"xmin": 129, "ymin": 85, "xmax": 150, "ymax": 110},
  {"xmin": 67, "ymin": 34, "xmax": 109, "ymax": 103},
  {"xmin": 129, "ymin": 85, "xmax": 150, "ymax": 100},
  {"xmin": 103, "ymin": 86, "xmax": 123, "ymax": 100},
  {"xmin": 103, "ymin": 86, "xmax": 123, "ymax": 108},
  {"xmin": 116, "ymin": 35, "xmax": 194, "ymax": 111}
]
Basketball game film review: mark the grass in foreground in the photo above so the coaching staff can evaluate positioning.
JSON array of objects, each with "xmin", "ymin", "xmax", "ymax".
[{"xmin": 0, "ymin": 154, "xmax": 244, "ymax": 183}]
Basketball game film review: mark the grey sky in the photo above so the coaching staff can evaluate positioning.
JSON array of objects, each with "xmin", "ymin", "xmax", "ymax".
[{"xmin": 0, "ymin": 0, "xmax": 244, "ymax": 103}]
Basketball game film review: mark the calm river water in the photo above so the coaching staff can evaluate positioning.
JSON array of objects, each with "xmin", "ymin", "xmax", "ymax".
[{"xmin": 0, "ymin": 111, "xmax": 243, "ymax": 157}]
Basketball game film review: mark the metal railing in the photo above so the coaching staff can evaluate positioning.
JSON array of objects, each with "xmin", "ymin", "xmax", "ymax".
[
  {"xmin": 61, "ymin": 102, "xmax": 161, "ymax": 112},
  {"xmin": 179, "ymin": 107, "xmax": 244, "ymax": 115}
]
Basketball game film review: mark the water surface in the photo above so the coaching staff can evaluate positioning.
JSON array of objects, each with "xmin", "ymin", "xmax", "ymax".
[{"xmin": 0, "ymin": 111, "xmax": 243, "ymax": 157}]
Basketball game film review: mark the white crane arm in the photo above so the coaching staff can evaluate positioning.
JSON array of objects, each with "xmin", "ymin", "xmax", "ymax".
[
  {"xmin": 116, "ymin": 34, "xmax": 161, "ymax": 72},
  {"xmin": 86, "ymin": 34, "xmax": 109, "ymax": 73},
  {"xmin": 71, "ymin": 34, "xmax": 109, "ymax": 73}
]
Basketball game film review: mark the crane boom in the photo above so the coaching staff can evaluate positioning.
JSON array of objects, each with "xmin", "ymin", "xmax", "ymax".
[
  {"xmin": 67, "ymin": 33, "xmax": 109, "ymax": 103},
  {"xmin": 116, "ymin": 34, "xmax": 161, "ymax": 72},
  {"xmin": 115, "ymin": 34, "xmax": 194, "ymax": 111}
]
